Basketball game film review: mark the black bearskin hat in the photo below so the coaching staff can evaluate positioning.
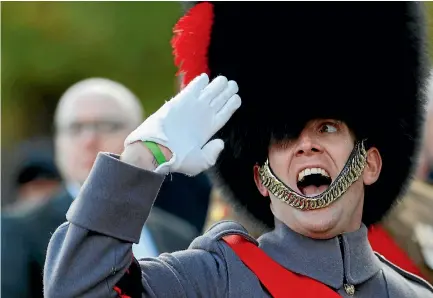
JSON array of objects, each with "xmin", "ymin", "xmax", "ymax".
[{"xmin": 171, "ymin": 2, "xmax": 428, "ymax": 229}]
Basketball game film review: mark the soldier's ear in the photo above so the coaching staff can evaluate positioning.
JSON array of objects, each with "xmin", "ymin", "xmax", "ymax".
[
  {"xmin": 363, "ymin": 147, "xmax": 382, "ymax": 186},
  {"xmin": 253, "ymin": 165, "xmax": 269, "ymax": 197}
]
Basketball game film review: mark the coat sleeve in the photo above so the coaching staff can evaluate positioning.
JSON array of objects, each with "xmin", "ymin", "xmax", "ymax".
[{"xmin": 43, "ymin": 153, "xmax": 229, "ymax": 298}]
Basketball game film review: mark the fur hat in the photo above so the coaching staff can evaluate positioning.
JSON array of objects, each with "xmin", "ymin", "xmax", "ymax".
[{"xmin": 172, "ymin": 2, "xmax": 429, "ymax": 228}]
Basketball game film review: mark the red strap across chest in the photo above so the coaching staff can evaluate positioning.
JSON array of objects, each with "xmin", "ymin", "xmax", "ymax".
[{"xmin": 222, "ymin": 234, "xmax": 341, "ymax": 298}]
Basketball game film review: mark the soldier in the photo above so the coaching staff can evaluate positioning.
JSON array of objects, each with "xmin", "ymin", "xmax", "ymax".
[{"xmin": 44, "ymin": 2, "xmax": 433, "ymax": 297}]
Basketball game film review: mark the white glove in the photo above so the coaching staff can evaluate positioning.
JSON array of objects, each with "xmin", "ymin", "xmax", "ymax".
[{"xmin": 124, "ymin": 73, "xmax": 241, "ymax": 176}]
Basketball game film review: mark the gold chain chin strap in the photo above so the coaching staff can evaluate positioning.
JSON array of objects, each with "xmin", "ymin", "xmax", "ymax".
[{"xmin": 258, "ymin": 141, "xmax": 368, "ymax": 210}]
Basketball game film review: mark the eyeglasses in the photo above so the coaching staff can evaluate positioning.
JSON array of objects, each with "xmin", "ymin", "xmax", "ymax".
[{"xmin": 56, "ymin": 121, "xmax": 127, "ymax": 136}]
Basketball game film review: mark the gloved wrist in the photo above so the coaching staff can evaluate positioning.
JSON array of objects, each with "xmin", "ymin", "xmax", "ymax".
[
  {"xmin": 120, "ymin": 142, "xmax": 159, "ymax": 171},
  {"xmin": 121, "ymin": 142, "xmax": 173, "ymax": 172},
  {"xmin": 150, "ymin": 143, "xmax": 175, "ymax": 174},
  {"xmin": 143, "ymin": 141, "xmax": 173, "ymax": 165}
]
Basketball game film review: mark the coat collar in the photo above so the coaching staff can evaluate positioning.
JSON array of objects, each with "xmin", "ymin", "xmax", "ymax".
[{"xmin": 258, "ymin": 219, "xmax": 382, "ymax": 289}]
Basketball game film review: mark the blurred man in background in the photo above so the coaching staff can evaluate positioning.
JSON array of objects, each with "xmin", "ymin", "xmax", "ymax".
[
  {"xmin": 2, "ymin": 78, "xmax": 211, "ymax": 298},
  {"xmin": 53, "ymin": 78, "xmax": 143, "ymax": 194}
]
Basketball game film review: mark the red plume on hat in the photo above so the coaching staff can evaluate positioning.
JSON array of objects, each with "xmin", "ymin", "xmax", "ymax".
[{"xmin": 171, "ymin": 2, "xmax": 213, "ymax": 89}]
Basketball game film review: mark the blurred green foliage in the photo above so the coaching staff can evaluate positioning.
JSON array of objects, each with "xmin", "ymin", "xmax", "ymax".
[
  {"xmin": 2, "ymin": 2, "xmax": 433, "ymax": 148},
  {"xmin": 2, "ymin": 2, "xmax": 182, "ymax": 146}
]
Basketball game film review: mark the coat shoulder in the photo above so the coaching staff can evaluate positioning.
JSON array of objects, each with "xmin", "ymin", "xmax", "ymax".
[
  {"xmin": 376, "ymin": 252, "xmax": 433, "ymax": 295},
  {"xmin": 186, "ymin": 220, "xmax": 264, "ymax": 297},
  {"xmin": 189, "ymin": 220, "xmax": 258, "ymax": 251}
]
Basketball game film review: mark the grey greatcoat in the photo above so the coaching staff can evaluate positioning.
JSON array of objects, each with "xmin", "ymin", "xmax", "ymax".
[{"xmin": 43, "ymin": 153, "xmax": 433, "ymax": 297}]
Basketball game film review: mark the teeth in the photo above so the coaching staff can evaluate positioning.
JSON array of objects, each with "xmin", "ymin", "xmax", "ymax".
[
  {"xmin": 298, "ymin": 172, "xmax": 305, "ymax": 182},
  {"xmin": 297, "ymin": 167, "xmax": 330, "ymax": 182}
]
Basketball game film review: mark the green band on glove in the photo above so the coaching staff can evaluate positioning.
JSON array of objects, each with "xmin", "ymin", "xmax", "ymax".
[{"xmin": 143, "ymin": 141, "xmax": 167, "ymax": 165}]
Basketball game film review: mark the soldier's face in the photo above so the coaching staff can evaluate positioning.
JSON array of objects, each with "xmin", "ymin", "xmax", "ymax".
[{"xmin": 253, "ymin": 119, "xmax": 382, "ymax": 238}]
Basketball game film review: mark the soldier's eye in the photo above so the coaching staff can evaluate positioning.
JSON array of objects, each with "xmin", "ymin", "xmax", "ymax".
[{"xmin": 319, "ymin": 123, "xmax": 338, "ymax": 133}]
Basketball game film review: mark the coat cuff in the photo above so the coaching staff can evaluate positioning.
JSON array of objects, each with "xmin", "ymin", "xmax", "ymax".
[{"xmin": 67, "ymin": 153, "xmax": 165, "ymax": 243}]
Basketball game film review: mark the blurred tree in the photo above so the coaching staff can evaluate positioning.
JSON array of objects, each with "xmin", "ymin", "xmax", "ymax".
[
  {"xmin": 2, "ymin": 1, "xmax": 182, "ymax": 146},
  {"xmin": 2, "ymin": 2, "xmax": 433, "ymax": 148}
]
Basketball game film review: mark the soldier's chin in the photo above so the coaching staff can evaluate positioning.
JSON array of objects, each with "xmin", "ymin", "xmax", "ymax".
[{"xmin": 291, "ymin": 204, "xmax": 345, "ymax": 239}]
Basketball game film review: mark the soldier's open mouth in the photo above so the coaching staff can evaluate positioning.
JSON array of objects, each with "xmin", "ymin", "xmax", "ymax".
[
  {"xmin": 259, "ymin": 141, "xmax": 368, "ymax": 210},
  {"xmin": 297, "ymin": 168, "xmax": 332, "ymax": 197}
]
